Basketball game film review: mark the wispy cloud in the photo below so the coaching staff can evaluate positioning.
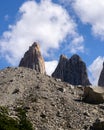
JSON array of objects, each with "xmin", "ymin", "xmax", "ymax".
[
  {"xmin": 69, "ymin": 35, "xmax": 84, "ymax": 53},
  {"xmin": 88, "ymin": 56, "xmax": 104, "ymax": 85},
  {"xmin": 4, "ymin": 15, "xmax": 9, "ymax": 21},
  {"xmin": 73, "ymin": 0, "xmax": 104, "ymax": 40}
]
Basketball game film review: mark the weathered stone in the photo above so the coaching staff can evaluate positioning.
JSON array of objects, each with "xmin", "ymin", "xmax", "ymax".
[
  {"xmin": 52, "ymin": 54, "xmax": 91, "ymax": 86},
  {"xmin": 91, "ymin": 118, "xmax": 104, "ymax": 130},
  {"xmin": 12, "ymin": 88, "xmax": 19, "ymax": 94},
  {"xmin": 57, "ymin": 87, "xmax": 66, "ymax": 92},
  {"xmin": 99, "ymin": 104, "xmax": 104, "ymax": 110},
  {"xmin": 19, "ymin": 42, "xmax": 46, "ymax": 74},
  {"xmin": 98, "ymin": 62, "xmax": 104, "ymax": 87},
  {"xmin": 83, "ymin": 111, "xmax": 90, "ymax": 117},
  {"xmin": 83, "ymin": 86, "xmax": 104, "ymax": 104}
]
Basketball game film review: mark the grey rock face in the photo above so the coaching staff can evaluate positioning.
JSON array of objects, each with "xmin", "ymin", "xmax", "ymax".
[
  {"xmin": 19, "ymin": 42, "xmax": 46, "ymax": 74},
  {"xmin": 52, "ymin": 55, "xmax": 68, "ymax": 81},
  {"xmin": 52, "ymin": 54, "xmax": 91, "ymax": 86},
  {"xmin": 98, "ymin": 62, "xmax": 104, "ymax": 86}
]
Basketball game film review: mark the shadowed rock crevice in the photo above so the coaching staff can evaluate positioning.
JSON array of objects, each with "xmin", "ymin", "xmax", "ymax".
[{"xmin": 52, "ymin": 54, "xmax": 91, "ymax": 86}]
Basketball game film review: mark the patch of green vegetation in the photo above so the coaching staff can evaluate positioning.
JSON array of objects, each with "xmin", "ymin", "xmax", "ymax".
[
  {"xmin": 0, "ymin": 106, "xmax": 19, "ymax": 130},
  {"xmin": 0, "ymin": 106, "xmax": 8, "ymax": 115},
  {"xmin": 0, "ymin": 106, "xmax": 33, "ymax": 130},
  {"xmin": 16, "ymin": 107, "xmax": 33, "ymax": 130}
]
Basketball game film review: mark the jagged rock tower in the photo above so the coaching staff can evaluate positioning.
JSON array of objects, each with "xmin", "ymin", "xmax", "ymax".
[
  {"xmin": 19, "ymin": 42, "xmax": 46, "ymax": 74},
  {"xmin": 98, "ymin": 62, "xmax": 104, "ymax": 86},
  {"xmin": 52, "ymin": 55, "xmax": 68, "ymax": 81},
  {"xmin": 52, "ymin": 54, "xmax": 91, "ymax": 86}
]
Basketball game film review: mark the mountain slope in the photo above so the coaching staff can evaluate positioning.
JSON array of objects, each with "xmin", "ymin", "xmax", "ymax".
[{"xmin": 0, "ymin": 67, "xmax": 104, "ymax": 130}]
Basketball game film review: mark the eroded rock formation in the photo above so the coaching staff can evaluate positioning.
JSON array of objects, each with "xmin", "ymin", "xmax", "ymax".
[
  {"xmin": 52, "ymin": 55, "xmax": 68, "ymax": 81},
  {"xmin": 19, "ymin": 42, "xmax": 46, "ymax": 74},
  {"xmin": 52, "ymin": 54, "xmax": 91, "ymax": 86}
]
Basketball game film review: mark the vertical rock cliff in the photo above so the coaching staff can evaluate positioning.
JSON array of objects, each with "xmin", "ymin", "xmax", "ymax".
[
  {"xmin": 52, "ymin": 55, "xmax": 68, "ymax": 81},
  {"xmin": 52, "ymin": 54, "xmax": 91, "ymax": 86},
  {"xmin": 19, "ymin": 42, "xmax": 46, "ymax": 74},
  {"xmin": 98, "ymin": 62, "xmax": 104, "ymax": 86}
]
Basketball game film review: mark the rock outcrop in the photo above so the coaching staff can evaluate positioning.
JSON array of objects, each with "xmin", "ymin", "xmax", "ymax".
[
  {"xmin": 52, "ymin": 54, "xmax": 91, "ymax": 86},
  {"xmin": 98, "ymin": 62, "xmax": 104, "ymax": 87},
  {"xmin": 19, "ymin": 42, "xmax": 46, "ymax": 74},
  {"xmin": 83, "ymin": 86, "xmax": 104, "ymax": 104}
]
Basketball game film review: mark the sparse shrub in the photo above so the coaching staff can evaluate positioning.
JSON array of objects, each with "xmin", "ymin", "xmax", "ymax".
[
  {"xmin": 0, "ymin": 107, "xmax": 19, "ymax": 130},
  {"xmin": 16, "ymin": 107, "xmax": 33, "ymax": 130},
  {"xmin": 0, "ymin": 106, "xmax": 33, "ymax": 130}
]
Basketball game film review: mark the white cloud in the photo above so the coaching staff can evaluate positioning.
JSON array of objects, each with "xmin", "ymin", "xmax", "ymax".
[
  {"xmin": 88, "ymin": 56, "xmax": 104, "ymax": 85},
  {"xmin": 45, "ymin": 60, "xmax": 58, "ymax": 76},
  {"xmin": 69, "ymin": 35, "xmax": 84, "ymax": 53},
  {"xmin": 0, "ymin": 0, "xmax": 84, "ymax": 66},
  {"xmin": 73, "ymin": 0, "xmax": 104, "ymax": 40},
  {"xmin": 0, "ymin": 0, "xmax": 83, "ymax": 65}
]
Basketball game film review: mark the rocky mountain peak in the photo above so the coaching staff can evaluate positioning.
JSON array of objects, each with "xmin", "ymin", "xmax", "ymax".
[
  {"xmin": 52, "ymin": 54, "xmax": 68, "ymax": 81},
  {"xmin": 19, "ymin": 42, "xmax": 46, "ymax": 74},
  {"xmin": 31, "ymin": 42, "xmax": 40, "ymax": 49},
  {"xmin": 59, "ymin": 54, "xmax": 68, "ymax": 64},
  {"xmin": 60, "ymin": 54, "xmax": 67, "ymax": 60},
  {"xmin": 70, "ymin": 54, "xmax": 82, "ymax": 63},
  {"xmin": 52, "ymin": 54, "xmax": 91, "ymax": 86},
  {"xmin": 98, "ymin": 62, "xmax": 104, "ymax": 86}
]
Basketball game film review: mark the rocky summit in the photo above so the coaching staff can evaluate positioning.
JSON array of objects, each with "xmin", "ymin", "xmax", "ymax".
[
  {"xmin": 19, "ymin": 42, "xmax": 46, "ymax": 74},
  {"xmin": 0, "ymin": 67, "xmax": 104, "ymax": 130},
  {"xmin": 52, "ymin": 54, "xmax": 91, "ymax": 86},
  {"xmin": 52, "ymin": 55, "xmax": 68, "ymax": 81},
  {"xmin": 98, "ymin": 62, "xmax": 104, "ymax": 87}
]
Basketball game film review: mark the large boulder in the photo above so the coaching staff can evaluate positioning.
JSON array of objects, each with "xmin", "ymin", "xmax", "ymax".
[
  {"xmin": 98, "ymin": 62, "xmax": 104, "ymax": 87},
  {"xmin": 83, "ymin": 86, "xmax": 104, "ymax": 104},
  {"xmin": 52, "ymin": 54, "xmax": 91, "ymax": 86},
  {"xmin": 19, "ymin": 42, "xmax": 46, "ymax": 74}
]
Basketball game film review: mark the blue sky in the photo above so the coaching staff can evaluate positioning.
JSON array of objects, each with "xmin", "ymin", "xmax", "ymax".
[{"xmin": 0, "ymin": 0, "xmax": 104, "ymax": 85}]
